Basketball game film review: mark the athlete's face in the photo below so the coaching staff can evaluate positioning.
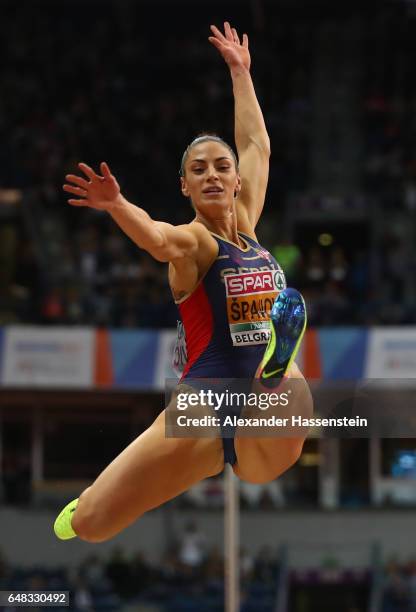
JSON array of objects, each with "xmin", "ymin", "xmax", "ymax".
[{"xmin": 180, "ymin": 141, "xmax": 241, "ymax": 215}]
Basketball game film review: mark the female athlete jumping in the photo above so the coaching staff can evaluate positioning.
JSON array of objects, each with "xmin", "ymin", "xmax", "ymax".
[{"xmin": 55, "ymin": 22, "xmax": 312, "ymax": 543}]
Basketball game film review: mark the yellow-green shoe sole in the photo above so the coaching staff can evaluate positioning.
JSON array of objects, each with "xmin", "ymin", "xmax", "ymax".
[{"xmin": 54, "ymin": 498, "xmax": 79, "ymax": 540}]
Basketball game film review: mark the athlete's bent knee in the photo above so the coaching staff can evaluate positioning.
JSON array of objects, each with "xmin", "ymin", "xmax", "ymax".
[
  {"xmin": 71, "ymin": 488, "xmax": 127, "ymax": 543},
  {"xmin": 73, "ymin": 507, "xmax": 128, "ymax": 543},
  {"xmin": 73, "ymin": 519, "xmax": 108, "ymax": 543}
]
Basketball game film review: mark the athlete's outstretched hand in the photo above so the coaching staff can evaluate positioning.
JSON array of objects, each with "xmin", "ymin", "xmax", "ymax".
[
  {"xmin": 209, "ymin": 22, "xmax": 251, "ymax": 72},
  {"xmin": 63, "ymin": 162, "xmax": 121, "ymax": 211}
]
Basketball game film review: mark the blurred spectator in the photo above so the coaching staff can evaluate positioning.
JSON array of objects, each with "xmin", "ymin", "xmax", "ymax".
[
  {"xmin": 105, "ymin": 546, "xmax": 133, "ymax": 598},
  {"xmin": 407, "ymin": 559, "xmax": 416, "ymax": 612},
  {"xmin": 73, "ymin": 576, "xmax": 94, "ymax": 611},
  {"xmin": 130, "ymin": 551, "xmax": 153, "ymax": 596},
  {"xmin": 203, "ymin": 546, "xmax": 224, "ymax": 583},
  {"xmin": 2, "ymin": 451, "xmax": 31, "ymax": 505},
  {"xmin": 328, "ymin": 247, "xmax": 348, "ymax": 288},
  {"xmin": 240, "ymin": 547, "xmax": 255, "ymax": 582},
  {"xmin": 178, "ymin": 521, "xmax": 207, "ymax": 570},
  {"xmin": 318, "ymin": 280, "xmax": 350, "ymax": 325},
  {"xmin": 383, "ymin": 559, "xmax": 411, "ymax": 612},
  {"xmin": 304, "ymin": 247, "xmax": 326, "ymax": 290},
  {"xmin": 240, "ymin": 480, "xmax": 285, "ymax": 509},
  {"xmin": 0, "ymin": 549, "xmax": 11, "ymax": 585},
  {"xmin": 253, "ymin": 546, "xmax": 279, "ymax": 585},
  {"xmin": 79, "ymin": 554, "xmax": 108, "ymax": 593}
]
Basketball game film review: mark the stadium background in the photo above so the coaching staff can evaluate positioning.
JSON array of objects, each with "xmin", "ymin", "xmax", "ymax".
[{"xmin": 1, "ymin": 0, "xmax": 416, "ymax": 610}]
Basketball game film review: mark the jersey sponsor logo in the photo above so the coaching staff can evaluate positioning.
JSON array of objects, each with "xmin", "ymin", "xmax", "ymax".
[
  {"xmin": 225, "ymin": 270, "xmax": 285, "ymax": 297},
  {"xmin": 220, "ymin": 263, "xmax": 283, "ymax": 283}
]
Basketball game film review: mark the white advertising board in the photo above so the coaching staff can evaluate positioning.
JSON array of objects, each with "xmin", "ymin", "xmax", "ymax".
[{"xmin": 1, "ymin": 326, "xmax": 94, "ymax": 388}]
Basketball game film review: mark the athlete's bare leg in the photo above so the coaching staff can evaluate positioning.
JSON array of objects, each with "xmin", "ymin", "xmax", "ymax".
[
  {"xmin": 233, "ymin": 362, "xmax": 313, "ymax": 484},
  {"xmin": 72, "ymin": 409, "xmax": 224, "ymax": 542}
]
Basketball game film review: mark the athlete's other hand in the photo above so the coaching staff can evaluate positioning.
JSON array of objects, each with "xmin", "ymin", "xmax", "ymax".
[
  {"xmin": 63, "ymin": 162, "xmax": 121, "ymax": 211},
  {"xmin": 209, "ymin": 22, "xmax": 250, "ymax": 72}
]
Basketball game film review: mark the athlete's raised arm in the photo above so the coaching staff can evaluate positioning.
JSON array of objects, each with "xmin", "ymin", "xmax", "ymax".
[
  {"xmin": 209, "ymin": 22, "xmax": 270, "ymax": 228},
  {"xmin": 63, "ymin": 162, "xmax": 198, "ymax": 262}
]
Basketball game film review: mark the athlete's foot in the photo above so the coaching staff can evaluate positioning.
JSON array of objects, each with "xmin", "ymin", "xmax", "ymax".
[
  {"xmin": 54, "ymin": 498, "xmax": 79, "ymax": 540},
  {"xmin": 256, "ymin": 288, "xmax": 307, "ymax": 388}
]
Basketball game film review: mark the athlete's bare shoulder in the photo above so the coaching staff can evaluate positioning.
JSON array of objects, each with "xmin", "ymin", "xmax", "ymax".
[
  {"xmin": 168, "ymin": 221, "xmax": 218, "ymax": 301},
  {"xmin": 186, "ymin": 219, "xmax": 214, "ymax": 238}
]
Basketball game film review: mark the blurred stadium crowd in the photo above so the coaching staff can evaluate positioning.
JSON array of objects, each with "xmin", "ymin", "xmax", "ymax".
[
  {"xmin": 0, "ymin": 529, "xmax": 280, "ymax": 612},
  {"xmin": 1, "ymin": 1, "xmax": 415, "ymax": 328},
  {"xmin": 2, "ymin": 537, "xmax": 416, "ymax": 612}
]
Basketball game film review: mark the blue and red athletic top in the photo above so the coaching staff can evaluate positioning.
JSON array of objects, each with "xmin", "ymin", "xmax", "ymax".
[{"xmin": 176, "ymin": 231, "xmax": 286, "ymax": 380}]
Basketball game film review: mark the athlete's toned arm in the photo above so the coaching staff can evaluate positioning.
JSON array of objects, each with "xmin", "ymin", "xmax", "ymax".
[
  {"xmin": 63, "ymin": 162, "xmax": 198, "ymax": 262},
  {"xmin": 209, "ymin": 22, "xmax": 270, "ymax": 228}
]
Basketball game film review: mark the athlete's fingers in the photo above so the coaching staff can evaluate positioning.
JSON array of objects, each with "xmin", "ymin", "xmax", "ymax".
[
  {"xmin": 224, "ymin": 21, "xmax": 234, "ymax": 42},
  {"xmin": 78, "ymin": 162, "xmax": 98, "ymax": 180},
  {"xmin": 210, "ymin": 24, "xmax": 227, "ymax": 43},
  {"xmin": 100, "ymin": 162, "xmax": 112, "ymax": 179},
  {"xmin": 208, "ymin": 36, "xmax": 226, "ymax": 52},
  {"xmin": 65, "ymin": 174, "xmax": 90, "ymax": 189},
  {"xmin": 242, "ymin": 33, "xmax": 249, "ymax": 49},
  {"xmin": 68, "ymin": 198, "xmax": 90, "ymax": 207},
  {"xmin": 231, "ymin": 27, "xmax": 240, "ymax": 45},
  {"xmin": 63, "ymin": 184, "xmax": 88, "ymax": 197}
]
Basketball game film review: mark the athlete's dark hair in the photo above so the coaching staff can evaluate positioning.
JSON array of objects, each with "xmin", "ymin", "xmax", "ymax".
[{"xmin": 179, "ymin": 133, "xmax": 239, "ymax": 177}]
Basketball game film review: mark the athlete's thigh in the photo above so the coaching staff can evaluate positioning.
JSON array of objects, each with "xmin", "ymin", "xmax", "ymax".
[
  {"xmin": 76, "ymin": 408, "xmax": 224, "ymax": 539},
  {"xmin": 233, "ymin": 363, "xmax": 312, "ymax": 484}
]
